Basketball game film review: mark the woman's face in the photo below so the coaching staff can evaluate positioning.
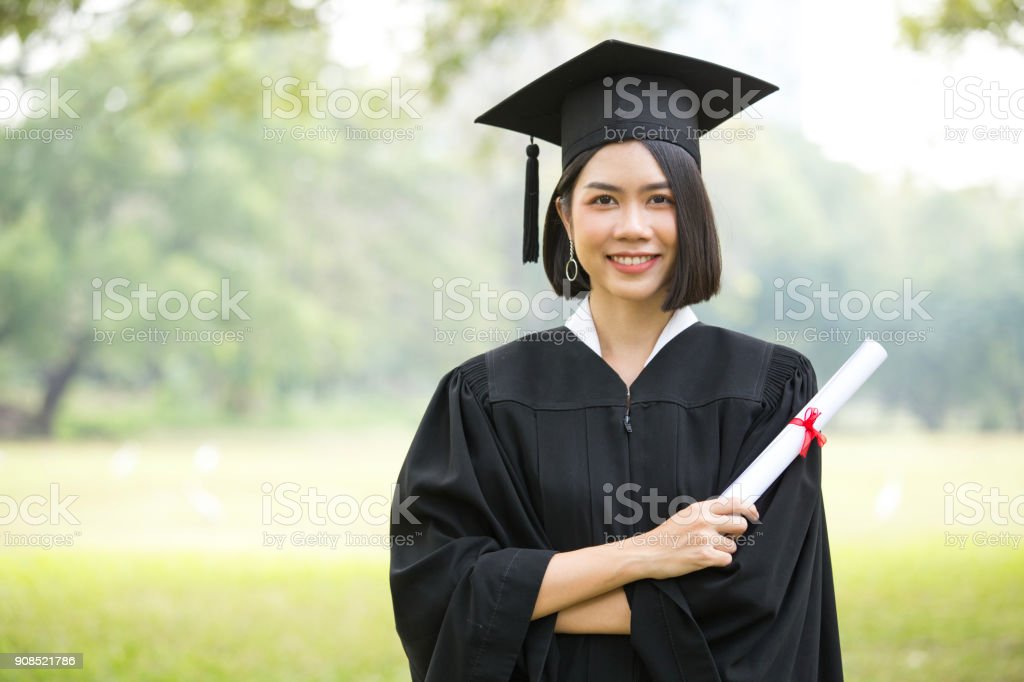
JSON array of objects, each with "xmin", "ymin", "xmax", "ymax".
[{"xmin": 557, "ymin": 140, "xmax": 678, "ymax": 305}]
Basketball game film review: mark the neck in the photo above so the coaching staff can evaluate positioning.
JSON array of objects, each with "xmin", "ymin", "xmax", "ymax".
[{"xmin": 588, "ymin": 288, "xmax": 674, "ymax": 361}]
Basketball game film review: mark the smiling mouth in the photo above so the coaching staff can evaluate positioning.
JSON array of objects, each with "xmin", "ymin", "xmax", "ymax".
[{"xmin": 608, "ymin": 255, "xmax": 657, "ymax": 265}]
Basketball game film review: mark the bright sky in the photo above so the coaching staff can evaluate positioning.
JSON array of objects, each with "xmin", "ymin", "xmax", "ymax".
[
  {"xmin": 325, "ymin": 0, "xmax": 1024, "ymax": 193},
  {"xmin": 794, "ymin": 0, "xmax": 1024, "ymax": 193},
  {"xmin": 3, "ymin": 0, "xmax": 1020, "ymax": 192}
]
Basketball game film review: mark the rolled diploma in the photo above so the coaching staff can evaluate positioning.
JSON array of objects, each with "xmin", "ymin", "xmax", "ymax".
[{"xmin": 718, "ymin": 339, "xmax": 888, "ymax": 504}]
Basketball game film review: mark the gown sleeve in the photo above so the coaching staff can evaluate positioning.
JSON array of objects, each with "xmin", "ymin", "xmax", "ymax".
[
  {"xmin": 626, "ymin": 345, "xmax": 844, "ymax": 682},
  {"xmin": 389, "ymin": 357, "xmax": 560, "ymax": 682}
]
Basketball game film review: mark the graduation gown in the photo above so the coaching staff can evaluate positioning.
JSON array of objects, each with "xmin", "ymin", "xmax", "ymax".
[{"xmin": 389, "ymin": 303, "xmax": 844, "ymax": 682}]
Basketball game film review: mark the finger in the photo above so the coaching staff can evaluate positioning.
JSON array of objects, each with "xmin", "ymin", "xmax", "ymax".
[
  {"xmin": 704, "ymin": 546, "xmax": 734, "ymax": 567},
  {"xmin": 702, "ymin": 509, "xmax": 729, "ymax": 526},
  {"xmin": 709, "ymin": 496, "xmax": 758, "ymax": 521},
  {"xmin": 731, "ymin": 498, "xmax": 759, "ymax": 521},
  {"xmin": 715, "ymin": 534, "xmax": 738, "ymax": 553},
  {"xmin": 707, "ymin": 496, "xmax": 736, "ymax": 515},
  {"xmin": 717, "ymin": 514, "xmax": 749, "ymax": 536}
]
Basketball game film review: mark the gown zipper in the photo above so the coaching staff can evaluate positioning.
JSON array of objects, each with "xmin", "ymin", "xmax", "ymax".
[
  {"xmin": 626, "ymin": 384, "xmax": 638, "ymax": 682},
  {"xmin": 623, "ymin": 386, "xmax": 633, "ymax": 433}
]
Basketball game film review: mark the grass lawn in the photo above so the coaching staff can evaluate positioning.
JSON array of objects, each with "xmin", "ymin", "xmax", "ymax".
[
  {"xmin": 833, "ymin": 541, "xmax": 1023, "ymax": 680},
  {"xmin": 0, "ymin": 429, "xmax": 1021, "ymax": 680},
  {"xmin": 0, "ymin": 551, "xmax": 406, "ymax": 681}
]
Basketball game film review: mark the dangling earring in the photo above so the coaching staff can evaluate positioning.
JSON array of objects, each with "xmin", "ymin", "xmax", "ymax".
[{"xmin": 565, "ymin": 238, "xmax": 579, "ymax": 282}]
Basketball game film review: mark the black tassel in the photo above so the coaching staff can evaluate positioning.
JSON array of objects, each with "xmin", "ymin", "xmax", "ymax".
[{"xmin": 522, "ymin": 137, "xmax": 540, "ymax": 263}]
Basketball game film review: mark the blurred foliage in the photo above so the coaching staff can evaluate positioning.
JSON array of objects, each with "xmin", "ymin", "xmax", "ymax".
[
  {"xmin": 701, "ymin": 127, "xmax": 1024, "ymax": 430},
  {"xmin": 0, "ymin": 0, "xmax": 82, "ymax": 42},
  {"xmin": 0, "ymin": 0, "xmax": 323, "ymax": 44},
  {"xmin": 0, "ymin": 0, "xmax": 344, "ymax": 434},
  {"xmin": 901, "ymin": 0, "xmax": 1024, "ymax": 51},
  {"xmin": 420, "ymin": 0, "xmax": 566, "ymax": 99},
  {"xmin": 0, "ymin": 0, "xmax": 1021, "ymax": 435}
]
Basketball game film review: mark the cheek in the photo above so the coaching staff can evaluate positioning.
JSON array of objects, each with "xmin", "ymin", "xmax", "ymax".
[
  {"xmin": 657, "ymin": 220, "xmax": 678, "ymax": 251},
  {"xmin": 570, "ymin": 207, "xmax": 610, "ymax": 251},
  {"xmin": 657, "ymin": 222, "xmax": 679, "ymax": 273},
  {"xmin": 573, "ymin": 203, "xmax": 611, "ymax": 229}
]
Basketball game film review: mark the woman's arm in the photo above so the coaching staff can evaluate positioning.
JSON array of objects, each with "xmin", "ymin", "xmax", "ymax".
[
  {"xmin": 530, "ymin": 539, "xmax": 646, "ymax": 621},
  {"xmin": 555, "ymin": 587, "xmax": 631, "ymax": 635},
  {"xmin": 531, "ymin": 496, "xmax": 758, "ymax": 627}
]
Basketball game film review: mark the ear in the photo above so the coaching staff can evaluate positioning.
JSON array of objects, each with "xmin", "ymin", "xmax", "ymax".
[{"xmin": 555, "ymin": 196, "xmax": 573, "ymax": 241}]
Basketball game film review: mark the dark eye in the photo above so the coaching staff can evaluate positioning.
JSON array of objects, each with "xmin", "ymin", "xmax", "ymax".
[
  {"xmin": 591, "ymin": 194, "xmax": 616, "ymax": 205},
  {"xmin": 650, "ymin": 194, "xmax": 674, "ymax": 205}
]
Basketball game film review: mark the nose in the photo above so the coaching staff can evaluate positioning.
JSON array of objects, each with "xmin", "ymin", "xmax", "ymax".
[{"xmin": 612, "ymin": 198, "xmax": 652, "ymax": 240}]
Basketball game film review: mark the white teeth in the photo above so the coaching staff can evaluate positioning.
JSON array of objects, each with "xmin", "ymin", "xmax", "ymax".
[{"xmin": 610, "ymin": 255, "xmax": 655, "ymax": 265}]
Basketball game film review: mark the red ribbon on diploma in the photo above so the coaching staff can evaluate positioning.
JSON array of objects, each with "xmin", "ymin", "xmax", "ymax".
[{"xmin": 789, "ymin": 407, "xmax": 827, "ymax": 458}]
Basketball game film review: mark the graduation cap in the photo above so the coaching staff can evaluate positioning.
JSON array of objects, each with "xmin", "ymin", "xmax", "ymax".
[{"xmin": 474, "ymin": 39, "xmax": 779, "ymax": 263}]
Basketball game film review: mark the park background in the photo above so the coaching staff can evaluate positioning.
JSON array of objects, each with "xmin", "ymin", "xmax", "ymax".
[{"xmin": 1, "ymin": 0, "xmax": 1022, "ymax": 679}]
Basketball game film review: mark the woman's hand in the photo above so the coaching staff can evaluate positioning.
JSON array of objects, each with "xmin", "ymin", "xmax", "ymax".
[
  {"xmin": 633, "ymin": 496, "xmax": 760, "ymax": 580},
  {"xmin": 532, "ymin": 497, "xmax": 758, "ymax": 621}
]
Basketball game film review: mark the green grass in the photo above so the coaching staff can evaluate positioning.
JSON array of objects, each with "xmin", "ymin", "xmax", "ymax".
[
  {"xmin": 833, "ymin": 542, "xmax": 1024, "ymax": 680},
  {"xmin": 0, "ymin": 544, "xmax": 1019, "ymax": 681},
  {"xmin": 0, "ymin": 429, "xmax": 1021, "ymax": 680},
  {"xmin": 0, "ymin": 551, "xmax": 407, "ymax": 682}
]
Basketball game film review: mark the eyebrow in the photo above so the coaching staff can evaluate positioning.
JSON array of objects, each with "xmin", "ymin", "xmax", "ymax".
[{"xmin": 582, "ymin": 181, "xmax": 671, "ymax": 192}]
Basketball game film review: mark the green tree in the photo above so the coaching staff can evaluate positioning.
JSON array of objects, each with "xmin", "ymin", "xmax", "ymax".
[{"xmin": 901, "ymin": 0, "xmax": 1024, "ymax": 50}]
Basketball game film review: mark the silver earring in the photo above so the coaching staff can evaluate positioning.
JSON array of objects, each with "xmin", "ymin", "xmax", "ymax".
[{"xmin": 565, "ymin": 239, "xmax": 579, "ymax": 282}]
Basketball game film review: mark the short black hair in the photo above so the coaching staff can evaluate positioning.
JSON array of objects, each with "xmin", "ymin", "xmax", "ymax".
[{"xmin": 541, "ymin": 139, "xmax": 722, "ymax": 311}]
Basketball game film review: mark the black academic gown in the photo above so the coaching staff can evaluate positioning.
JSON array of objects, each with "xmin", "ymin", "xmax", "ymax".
[{"xmin": 389, "ymin": 321, "xmax": 844, "ymax": 681}]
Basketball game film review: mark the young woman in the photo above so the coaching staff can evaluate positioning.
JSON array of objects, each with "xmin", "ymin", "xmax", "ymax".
[{"xmin": 390, "ymin": 40, "xmax": 843, "ymax": 682}]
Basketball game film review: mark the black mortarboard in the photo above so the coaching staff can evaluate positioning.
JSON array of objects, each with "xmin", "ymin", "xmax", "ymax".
[{"xmin": 474, "ymin": 39, "xmax": 779, "ymax": 263}]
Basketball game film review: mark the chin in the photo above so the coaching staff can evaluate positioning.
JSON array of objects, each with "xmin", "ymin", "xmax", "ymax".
[{"xmin": 598, "ymin": 280, "xmax": 667, "ymax": 304}]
